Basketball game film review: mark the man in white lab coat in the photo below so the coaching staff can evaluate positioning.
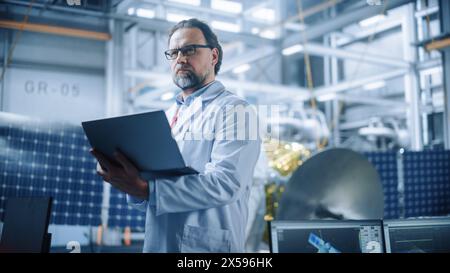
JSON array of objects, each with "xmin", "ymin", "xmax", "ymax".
[{"xmin": 91, "ymin": 18, "xmax": 261, "ymax": 252}]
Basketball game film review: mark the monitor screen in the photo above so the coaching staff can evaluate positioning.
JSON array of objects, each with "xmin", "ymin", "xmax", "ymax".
[
  {"xmin": 270, "ymin": 220, "xmax": 384, "ymax": 253},
  {"xmin": 0, "ymin": 197, "xmax": 52, "ymax": 253},
  {"xmin": 384, "ymin": 217, "xmax": 450, "ymax": 253}
]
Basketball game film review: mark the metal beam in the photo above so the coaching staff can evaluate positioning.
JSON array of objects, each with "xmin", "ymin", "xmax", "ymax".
[
  {"xmin": 334, "ymin": 94, "xmax": 408, "ymax": 107},
  {"xmin": 416, "ymin": 58, "xmax": 442, "ymax": 71},
  {"xmin": 291, "ymin": 42, "xmax": 411, "ymax": 68},
  {"xmin": 314, "ymin": 68, "xmax": 408, "ymax": 97},
  {"xmin": 415, "ymin": 5, "xmax": 439, "ymax": 18},
  {"xmin": 1, "ymin": 29, "xmax": 8, "ymax": 111},
  {"xmin": 402, "ymin": 3, "xmax": 423, "ymax": 150},
  {"xmin": 282, "ymin": 0, "xmax": 413, "ymax": 47},
  {"xmin": 335, "ymin": 17, "xmax": 403, "ymax": 47},
  {"xmin": 2, "ymin": 0, "xmax": 276, "ymax": 46},
  {"xmin": 105, "ymin": 19, "xmax": 124, "ymax": 117},
  {"xmin": 439, "ymin": 0, "xmax": 450, "ymax": 149},
  {"xmin": 425, "ymin": 37, "xmax": 450, "ymax": 51},
  {"xmin": 102, "ymin": 18, "xmax": 125, "ymax": 229},
  {"xmin": 0, "ymin": 19, "xmax": 111, "ymax": 40}
]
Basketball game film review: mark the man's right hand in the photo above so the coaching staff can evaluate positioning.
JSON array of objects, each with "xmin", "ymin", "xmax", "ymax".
[{"xmin": 91, "ymin": 149, "xmax": 149, "ymax": 200}]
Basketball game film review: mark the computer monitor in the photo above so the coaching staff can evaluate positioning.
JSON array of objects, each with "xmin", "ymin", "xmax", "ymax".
[
  {"xmin": 0, "ymin": 197, "xmax": 53, "ymax": 253},
  {"xmin": 383, "ymin": 217, "xmax": 450, "ymax": 253},
  {"xmin": 269, "ymin": 220, "xmax": 384, "ymax": 253}
]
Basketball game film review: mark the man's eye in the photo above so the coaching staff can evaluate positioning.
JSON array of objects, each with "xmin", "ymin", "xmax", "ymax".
[
  {"xmin": 184, "ymin": 47, "xmax": 195, "ymax": 55},
  {"xmin": 170, "ymin": 50, "xmax": 178, "ymax": 57}
]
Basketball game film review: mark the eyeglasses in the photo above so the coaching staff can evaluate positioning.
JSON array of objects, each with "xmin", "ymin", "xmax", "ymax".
[{"xmin": 164, "ymin": 44, "xmax": 213, "ymax": 60}]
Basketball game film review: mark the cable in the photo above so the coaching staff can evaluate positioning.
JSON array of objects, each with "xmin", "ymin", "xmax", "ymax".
[{"xmin": 295, "ymin": 0, "xmax": 326, "ymax": 149}]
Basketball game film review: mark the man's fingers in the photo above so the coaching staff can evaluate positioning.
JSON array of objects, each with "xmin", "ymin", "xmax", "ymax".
[
  {"xmin": 114, "ymin": 150, "xmax": 137, "ymax": 173},
  {"xmin": 90, "ymin": 149, "xmax": 113, "ymax": 170},
  {"xmin": 96, "ymin": 162, "xmax": 106, "ymax": 172},
  {"xmin": 96, "ymin": 162, "xmax": 112, "ymax": 182},
  {"xmin": 97, "ymin": 170, "xmax": 110, "ymax": 182}
]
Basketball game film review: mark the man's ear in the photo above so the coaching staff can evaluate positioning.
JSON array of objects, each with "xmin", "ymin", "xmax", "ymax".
[{"xmin": 211, "ymin": 48, "xmax": 219, "ymax": 66}]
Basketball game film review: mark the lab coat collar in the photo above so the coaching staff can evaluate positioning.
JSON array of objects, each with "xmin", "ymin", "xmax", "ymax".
[
  {"xmin": 170, "ymin": 81, "xmax": 226, "ymax": 138},
  {"xmin": 174, "ymin": 80, "xmax": 225, "ymax": 107}
]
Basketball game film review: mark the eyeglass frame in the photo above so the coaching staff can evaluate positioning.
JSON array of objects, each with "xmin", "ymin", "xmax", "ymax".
[{"xmin": 164, "ymin": 44, "xmax": 214, "ymax": 60}]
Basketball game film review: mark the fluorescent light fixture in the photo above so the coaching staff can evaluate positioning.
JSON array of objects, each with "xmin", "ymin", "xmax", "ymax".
[
  {"xmin": 251, "ymin": 27, "xmax": 260, "ymax": 34},
  {"xmin": 136, "ymin": 8, "xmax": 155, "ymax": 19},
  {"xmin": 363, "ymin": 80, "xmax": 386, "ymax": 90},
  {"xmin": 259, "ymin": 30, "xmax": 277, "ymax": 39},
  {"xmin": 166, "ymin": 13, "xmax": 192, "ymax": 22},
  {"xmin": 160, "ymin": 92, "xmax": 175, "ymax": 101},
  {"xmin": 251, "ymin": 8, "xmax": 275, "ymax": 22},
  {"xmin": 232, "ymin": 64, "xmax": 251, "ymax": 74},
  {"xmin": 282, "ymin": 44, "xmax": 304, "ymax": 56},
  {"xmin": 317, "ymin": 93, "xmax": 337, "ymax": 102},
  {"xmin": 168, "ymin": 0, "xmax": 201, "ymax": 6},
  {"xmin": 211, "ymin": 0, "xmax": 242, "ymax": 14},
  {"xmin": 211, "ymin": 20, "xmax": 241, "ymax": 33},
  {"xmin": 284, "ymin": 22, "xmax": 306, "ymax": 31},
  {"xmin": 359, "ymin": 14, "xmax": 386, "ymax": 27},
  {"xmin": 127, "ymin": 7, "xmax": 135, "ymax": 15}
]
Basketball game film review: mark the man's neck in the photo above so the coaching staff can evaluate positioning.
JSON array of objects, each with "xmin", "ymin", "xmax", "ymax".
[{"xmin": 181, "ymin": 79, "xmax": 215, "ymax": 100}]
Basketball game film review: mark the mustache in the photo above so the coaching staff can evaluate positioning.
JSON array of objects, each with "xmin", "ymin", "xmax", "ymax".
[{"xmin": 175, "ymin": 64, "xmax": 193, "ymax": 73}]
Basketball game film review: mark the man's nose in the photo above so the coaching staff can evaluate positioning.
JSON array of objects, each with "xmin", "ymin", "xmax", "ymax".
[{"xmin": 175, "ymin": 51, "xmax": 188, "ymax": 63}]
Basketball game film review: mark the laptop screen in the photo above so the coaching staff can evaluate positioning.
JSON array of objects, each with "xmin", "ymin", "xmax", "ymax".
[
  {"xmin": 384, "ymin": 217, "xmax": 450, "ymax": 253},
  {"xmin": 270, "ymin": 220, "xmax": 384, "ymax": 253}
]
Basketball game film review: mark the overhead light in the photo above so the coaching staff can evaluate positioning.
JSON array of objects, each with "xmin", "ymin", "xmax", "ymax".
[
  {"xmin": 211, "ymin": 21, "xmax": 241, "ymax": 33},
  {"xmin": 136, "ymin": 8, "xmax": 155, "ymax": 19},
  {"xmin": 127, "ymin": 7, "xmax": 135, "ymax": 15},
  {"xmin": 359, "ymin": 14, "xmax": 386, "ymax": 27},
  {"xmin": 232, "ymin": 64, "xmax": 251, "ymax": 74},
  {"xmin": 251, "ymin": 8, "xmax": 275, "ymax": 22},
  {"xmin": 363, "ymin": 81, "xmax": 386, "ymax": 90},
  {"xmin": 211, "ymin": 0, "xmax": 242, "ymax": 14},
  {"xmin": 251, "ymin": 27, "xmax": 260, "ymax": 34},
  {"xmin": 166, "ymin": 13, "xmax": 192, "ymax": 22},
  {"xmin": 282, "ymin": 44, "xmax": 304, "ymax": 56},
  {"xmin": 317, "ymin": 93, "xmax": 337, "ymax": 102},
  {"xmin": 284, "ymin": 22, "xmax": 306, "ymax": 31},
  {"xmin": 168, "ymin": 0, "xmax": 201, "ymax": 6},
  {"xmin": 160, "ymin": 92, "xmax": 175, "ymax": 101},
  {"xmin": 259, "ymin": 30, "xmax": 277, "ymax": 39}
]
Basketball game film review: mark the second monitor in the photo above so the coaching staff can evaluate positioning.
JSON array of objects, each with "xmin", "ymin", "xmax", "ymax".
[{"xmin": 269, "ymin": 220, "xmax": 384, "ymax": 253}]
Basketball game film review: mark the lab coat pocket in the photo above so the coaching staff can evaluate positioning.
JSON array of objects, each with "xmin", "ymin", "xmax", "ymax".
[{"xmin": 180, "ymin": 225, "xmax": 231, "ymax": 253}]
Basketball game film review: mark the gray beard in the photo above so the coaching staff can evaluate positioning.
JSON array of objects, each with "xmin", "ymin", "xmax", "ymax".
[{"xmin": 173, "ymin": 70, "xmax": 206, "ymax": 91}]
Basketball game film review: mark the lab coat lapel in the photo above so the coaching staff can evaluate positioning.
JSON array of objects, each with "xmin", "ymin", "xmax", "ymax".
[
  {"xmin": 165, "ymin": 103, "xmax": 178, "ymax": 121},
  {"xmin": 171, "ymin": 81, "xmax": 226, "ymax": 141},
  {"xmin": 172, "ymin": 96, "xmax": 203, "ymax": 141}
]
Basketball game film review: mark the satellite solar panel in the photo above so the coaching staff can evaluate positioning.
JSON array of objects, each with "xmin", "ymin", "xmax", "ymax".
[
  {"xmin": 108, "ymin": 187, "xmax": 146, "ymax": 231},
  {"xmin": 0, "ymin": 113, "xmax": 103, "ymax": 226}
]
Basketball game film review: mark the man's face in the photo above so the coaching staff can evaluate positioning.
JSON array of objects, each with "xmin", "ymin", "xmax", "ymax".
[{"xmin": 168, "ymin": 27, "xmax": 218, "ymax": 91}]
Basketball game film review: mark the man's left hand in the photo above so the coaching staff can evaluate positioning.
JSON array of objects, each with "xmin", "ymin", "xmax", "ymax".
[{"xmin": 90, "ymin": 148, "xmax": 149, "ymax": 200}]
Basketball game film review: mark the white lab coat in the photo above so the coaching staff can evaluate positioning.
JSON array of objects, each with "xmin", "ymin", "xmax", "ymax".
[{"xmin": 128, "ymin": 81, "xmax": 261, "ymax": 252}]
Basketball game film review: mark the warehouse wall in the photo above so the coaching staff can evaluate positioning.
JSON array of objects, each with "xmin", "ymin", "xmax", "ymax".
[{"xmin": 1, "ymin": 30, "xmax": 106, "ymax": 124}]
